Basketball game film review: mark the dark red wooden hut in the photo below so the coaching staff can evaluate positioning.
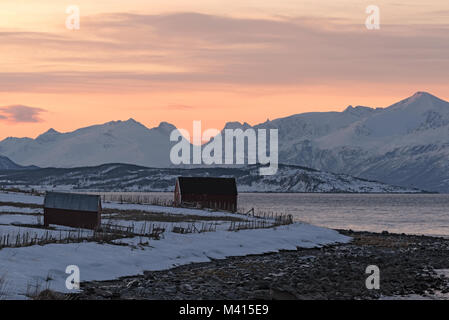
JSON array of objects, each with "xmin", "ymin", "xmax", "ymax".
[
  {"xmin": 174, "ymin": 177, "xmax": 238, "ymax": 212},
  {"xmin": 44, "ymin": 192, "xmax": 102, "ymax": 230}
]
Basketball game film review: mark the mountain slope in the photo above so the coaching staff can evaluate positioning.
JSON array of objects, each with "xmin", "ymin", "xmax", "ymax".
[
  {"xmin": 0, "ymin": 119, "xmax": 180, "ymax": 168},
  {"xmin": 250, "ymin": 92, "xmax": 449, "ymax": 192},
  {"xmin": 0, "ymin": 155, "xmax": 37, "ymax": 170},
  {"xmin": 0, "ymin": 163, "xmax": 421, "ymax": 193}
]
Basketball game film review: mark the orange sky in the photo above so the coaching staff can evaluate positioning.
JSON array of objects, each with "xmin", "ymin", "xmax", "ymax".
[{"xmin": 0, "ymin": 1, "xmax": 448, "ymax": 139}]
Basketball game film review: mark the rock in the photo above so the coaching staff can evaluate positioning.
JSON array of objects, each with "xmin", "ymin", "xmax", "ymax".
[
  {"xmin": 270, "ymin": 288, "xmax": 297, "ymax": 300},
  {"xmin": 254, "ymin": 280, "xmax": 270, "ymax": 290},
  {"xmin": 72, "ymin": 230, "xmax": 449, "ymax": 300},
  {"xmin": 126, "ymin": 280, "xmax": 140, "ymax": 288},
  {"xmin": 250, "ymin": 290, "xmax": 270, "ymax": 300},
  {"xmin": 180, "ymin": 284, "xmax": 193, "ymax": 291}
]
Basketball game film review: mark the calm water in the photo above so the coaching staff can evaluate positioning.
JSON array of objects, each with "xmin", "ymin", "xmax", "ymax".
[
  {"xmin": 238, "ymin": 193, "xmax": 449, "ymax": 237},
  {"xmin": 97, "ymin": 192, "xmax": 449, "ymax": 237}
]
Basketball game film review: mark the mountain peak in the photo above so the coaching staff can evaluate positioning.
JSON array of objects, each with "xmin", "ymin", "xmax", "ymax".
[
  {"xmin": 412, "ymin": 91, "xmax": 433, "ymax": 97},
  {"xmin": 44, "ymin": 128, "xmax": 60, "ymax": 135},
  {"xmin": 100, "ymin": 118, "xmax": 150, "ymax": 132},
  {"xmin": 409, "ymin": 91, "xmax": 441, "ymax": 102},
  {"xmin": 125, "ymin": 118, "xmax": 139, "ymax": 124},
  {"xmin": 36, "ymin": 128, "xmax": 61, "ymax": 141},
  {"xmin": 343, "ymin": 105, "xmax": 375, "ymax": 116},
  {"xmin": 223, "ymin": 121, "xmax": 252, "ymax": 130},
  {"xmin": 156, "ymin": 121, "xmax": 177, "ymax": 133},
  {"xmin": 105, "ymin": 118, "xmax": 143, "ymax": 126},
  {"xmin": 387, "ymin": 91, "xmax": 448, "ymax": 110}
]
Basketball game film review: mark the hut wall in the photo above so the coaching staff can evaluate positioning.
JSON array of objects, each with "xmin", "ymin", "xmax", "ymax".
[
  {"xmin": 181, "ymin": 193, "xmax": 237, "ymax": 212},
  {"xmin": 44, "ymin": 208, "xmax": 101, "ymax": 230}
]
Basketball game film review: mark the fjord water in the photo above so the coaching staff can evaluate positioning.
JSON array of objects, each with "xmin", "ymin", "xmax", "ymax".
[
  {"xmin": 238, "ymin": 193, "xmax": 449, "ymax": 237},
  {"xmin": 120, "ymin": 192, "xmax": 449, "ymax": 237}
]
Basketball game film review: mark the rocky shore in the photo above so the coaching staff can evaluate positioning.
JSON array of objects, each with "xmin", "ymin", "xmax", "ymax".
[{"xmin": 74, "ymin": 230, "xmax": 449, "ymax": 300}]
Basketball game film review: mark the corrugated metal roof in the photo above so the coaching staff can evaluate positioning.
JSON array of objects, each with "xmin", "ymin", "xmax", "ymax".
[
  {"xmin": 44, "ymin": 192, "xmax": 101, "ymax": 212},
  {"xmin": 177, "ymin": 177, "xmax": 237, "ymax": 195}
]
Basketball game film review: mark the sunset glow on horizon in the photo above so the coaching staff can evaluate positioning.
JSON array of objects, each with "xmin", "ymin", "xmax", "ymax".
[{"xmin": 0, "ymin": 0, "xmax": 448, "ymax": 139}]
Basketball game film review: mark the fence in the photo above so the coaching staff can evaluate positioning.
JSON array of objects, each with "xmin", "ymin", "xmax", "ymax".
[
  {"xmin": 228, "ymin": 214, "xmax": 293, "ymax": 231},
  {"xmin": 100, "ymin": 194, "xmax": 173, "ymax": 207}
]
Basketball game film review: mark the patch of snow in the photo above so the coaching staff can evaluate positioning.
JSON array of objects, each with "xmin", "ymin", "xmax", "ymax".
[
  {"xmin": 0, "ymin": 193, "xmax": 43, "ymax": 205},
  {"xmin": 0, "ymin": 206, "xmax": 42, "ymax": 214},
  {"xmin": 0, "ymin": 222, "xmax": 350, "ymax": 299}
]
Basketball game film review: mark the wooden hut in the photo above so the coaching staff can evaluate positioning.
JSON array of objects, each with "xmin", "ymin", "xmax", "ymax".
[
  {"xmin": 44, "ymin": 192, "xmax": 102, "ymax": 230},
  {"xmin": 174, "ymin": 177, "xmax": 238, "ymax": 212}
]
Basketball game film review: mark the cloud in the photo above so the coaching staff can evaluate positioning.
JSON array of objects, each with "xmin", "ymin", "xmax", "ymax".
[
  {"xmin": 0, "ymin": 105, "xmax": 46, "ymax": 123},
  {"xmin": 0, "ymin": 12, "xmax": 448, "ymax": 92}
]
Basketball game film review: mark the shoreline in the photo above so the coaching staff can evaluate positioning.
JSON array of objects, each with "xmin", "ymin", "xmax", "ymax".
[
  {"xmin": 1, "ymin": 188, "xmax": 436, "ymax": 195},
  {"xmin": 67, "ymin": 230, "xmax": 449, "ymax": 300}
]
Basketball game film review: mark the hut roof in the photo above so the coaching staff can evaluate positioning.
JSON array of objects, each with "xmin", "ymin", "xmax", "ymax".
[
  {"xmin": 44, "ymin": 192, "xmax": 101, "ymax": 212},
  {"xmin": 177, "ymin": 177, "xmax": 237, "ymax": 195}
]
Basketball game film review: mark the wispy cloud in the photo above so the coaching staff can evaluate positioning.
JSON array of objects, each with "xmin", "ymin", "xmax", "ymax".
[
  {"xmin": 0, "ymin": 12, "xmax": 448, "ymax": 92},
  {"xmin": 0, "ymin": 105, "xmax": 46, "ymax": 123}
]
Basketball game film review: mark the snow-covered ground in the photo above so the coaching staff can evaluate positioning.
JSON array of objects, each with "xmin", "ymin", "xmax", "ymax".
[
  {"xmin": 0, "ymin": 191, "xmax": 247, "ymax": 218},
  {"xmin": 0, "ymin": 191, "xmax": 351, "ymax": 300},
  {"xmin": 0, "ymin": 214, "xmax": 42, "ymax": 225},
  {"xmin": 0, "ymin": 192, "xmax": 43, "ymax": 205},
  {"xmin": 0, "ymin": 223, "xmax": 349, "ymax": 299}
]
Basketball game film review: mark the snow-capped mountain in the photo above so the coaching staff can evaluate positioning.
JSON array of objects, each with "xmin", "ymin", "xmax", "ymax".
[
  {"xmin": 0, "ymin": 119, "xmax": 180, "ymax": 168},
  {"xmin": 0, "ymin": 163, "xmax": 420, "ymax": 193},
  {"xmin": 252, "ymin": 92, "xmax": 449, "ymax": 192},
  {"xmin": 0, "ymin": 91, "xmax": 448, "ymax": 192}
]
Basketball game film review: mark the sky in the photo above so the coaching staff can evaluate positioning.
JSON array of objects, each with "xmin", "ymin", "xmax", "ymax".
[{"xmin": 0, "ymin": 0, "xmax": 448, "ymax": 139}]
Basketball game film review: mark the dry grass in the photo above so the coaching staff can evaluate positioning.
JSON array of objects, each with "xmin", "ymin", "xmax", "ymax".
[
  {"xmin": 350, "ymin": 233, "xmax": 415, "ymax": 248},
  {"xmin": 0, "ymin": 229, "xmax": 129, "ymax": 250},
  {"xmin": 104, "ymin": 209, "xmax": 246, "ymax": 223},
  {"xmin": 25, "ymin": 275, "xmax": 64, "ymax": 300},
  {"xmin": 0, "ymin": 201, "xmax": 42, "ymax": 209},
  {"xmin": 101, "ymin": 194, "xmax": 173, "ymax": 207},
  {"xmin": 172, "ymin": 222, "xmax": 218, "ymax": 234},
  {"xmin": 0, "ymin": 274, "xmax": 8, "ymax": 300},
  {"xmin": 0, "ymin": 188, "xmax": 42, "ymax": 196}
]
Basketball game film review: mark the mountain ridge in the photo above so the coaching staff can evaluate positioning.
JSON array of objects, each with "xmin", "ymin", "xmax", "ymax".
[
  {"xmin": 1, "ymin": 91, "xmax": 448, "ymax": 192},
  {"xmin": 0, "ymin": 155, "xmax": 38, "ymax": 170},
  {"xmin": 0, "ymin": 162, "xmax": 423, "ymax": 193}
]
